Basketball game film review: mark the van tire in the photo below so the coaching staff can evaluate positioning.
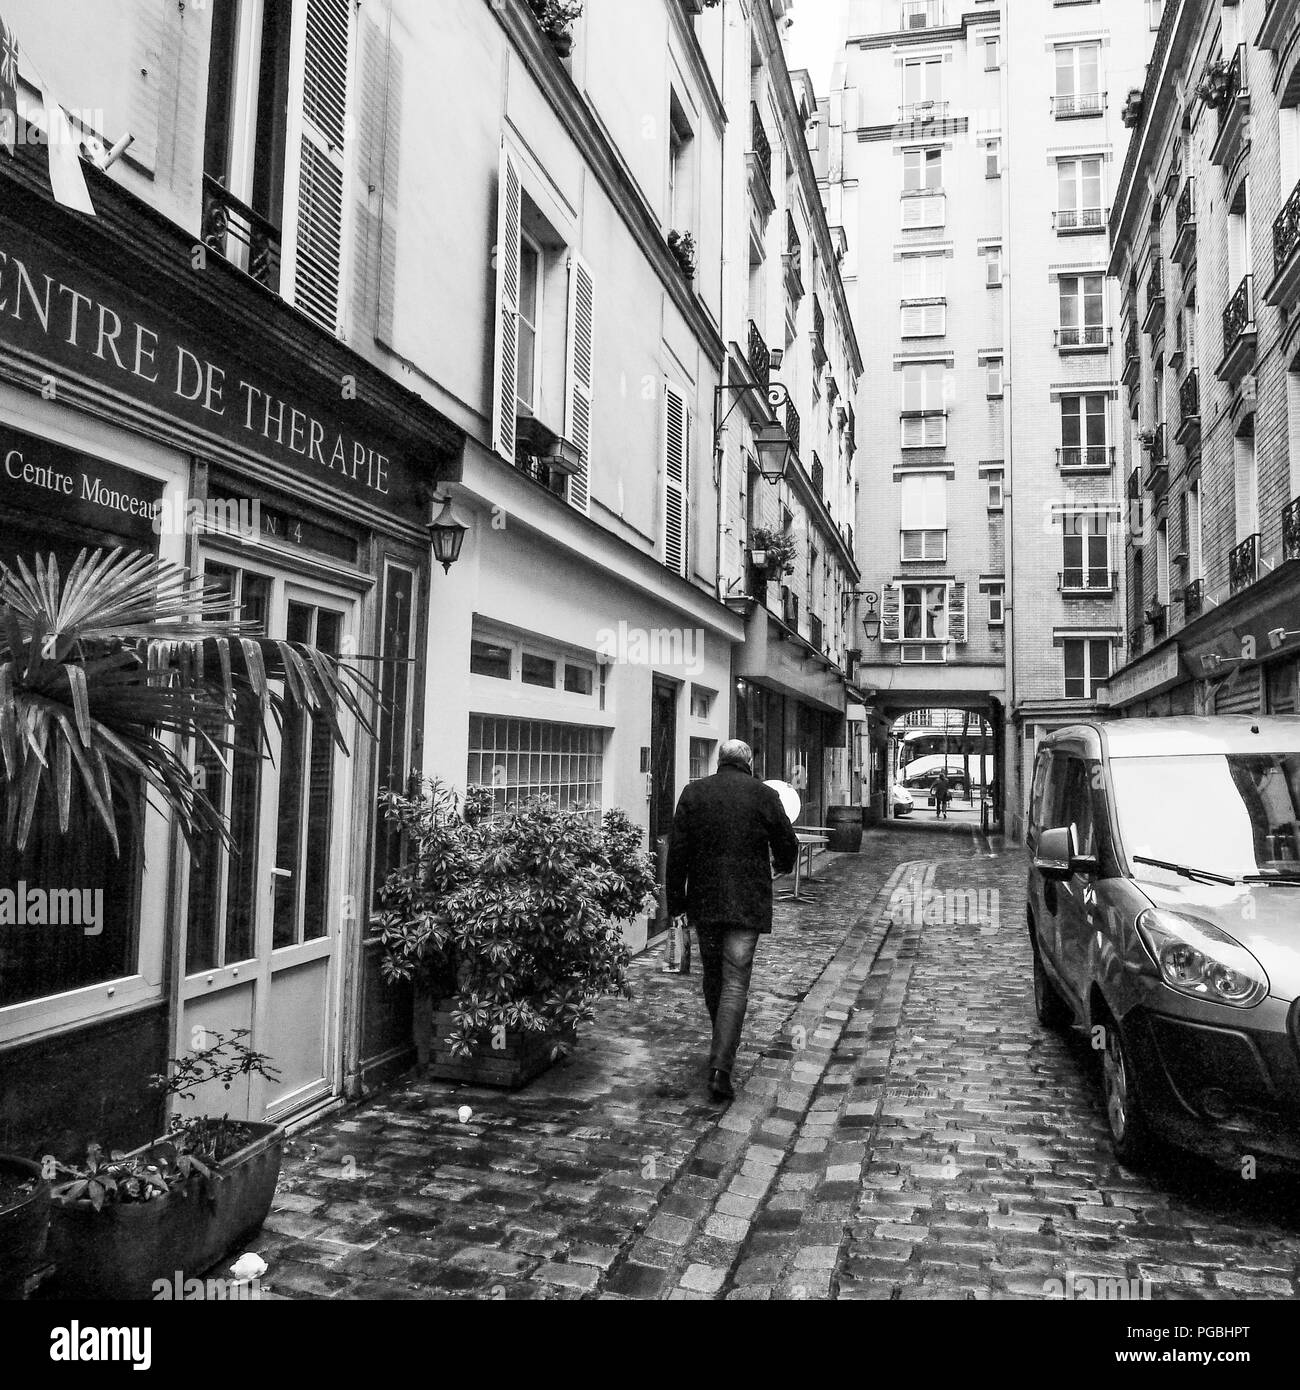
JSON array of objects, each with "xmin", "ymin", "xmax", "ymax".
[
  {"xmin": 1098, "ymin": 1009, "xmax": 1155, "ymax": 1168},
  {"xmin": 1031, "ymin": 942, "xmax": 1070, "ymax": 1031}
]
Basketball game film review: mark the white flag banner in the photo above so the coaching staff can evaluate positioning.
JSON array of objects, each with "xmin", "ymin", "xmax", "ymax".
[{"xmin": 37, "ymin": 76, "xmax": 95, "ymax": 215}]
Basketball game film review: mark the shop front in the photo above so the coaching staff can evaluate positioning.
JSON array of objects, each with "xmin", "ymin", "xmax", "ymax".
[{"xmin": 0, "ymin": 158, "xmax": 460, "ymax": 1151}]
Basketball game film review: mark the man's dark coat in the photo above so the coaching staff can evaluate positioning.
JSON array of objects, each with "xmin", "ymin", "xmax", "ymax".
[{"xmin": 666, "ymin": 764, "xmax": 799, "ymax": 934}]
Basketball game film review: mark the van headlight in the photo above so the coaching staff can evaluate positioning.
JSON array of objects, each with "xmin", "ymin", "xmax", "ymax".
[{"xmin": 1136, "ymin": 909, "xmax": 1269, "ymax": 1008}]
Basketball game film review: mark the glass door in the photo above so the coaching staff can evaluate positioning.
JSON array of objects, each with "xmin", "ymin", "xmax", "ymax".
[{"xmin": 179, "ymin": 560, "xmax": 357, "ymax": 1125}]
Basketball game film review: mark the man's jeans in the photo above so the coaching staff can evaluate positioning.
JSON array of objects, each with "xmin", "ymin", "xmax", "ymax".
[{"xmin": 694, "ymin": 925, "xmax": 759, "ymax": 1075}]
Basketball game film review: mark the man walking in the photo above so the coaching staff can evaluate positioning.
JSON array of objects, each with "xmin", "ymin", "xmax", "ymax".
[
  {"xmin": 934, "ymin": 770, "xmax": 950, "ymax": 820},
  {"xmin": 666, "ymin": 740, "xmax": 799, "ymax": 1102}
]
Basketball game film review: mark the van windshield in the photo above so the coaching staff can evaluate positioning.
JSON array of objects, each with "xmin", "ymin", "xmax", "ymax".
[{"xmin": 1109, "ymin": 753, "xmax": 1300, "ymax": 881}]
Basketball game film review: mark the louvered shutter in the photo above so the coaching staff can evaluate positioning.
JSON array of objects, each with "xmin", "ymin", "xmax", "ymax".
[
  {"xmin": 901, "ymin": 195, "xmax": 943, "ymax": 229},
  {"xmin": 948, "ymin": 581, "xmax": 967, "ymax": 644},
  {"xmin": 664, "ymin": 383, "xmax": 688, "ymax": 577},
  {"xmin": 565, "ymin": 254, "xmax": 594, "ymax": 515},
  {"xmin": 491, "ymin": 144, "xmax": 522, "ymax": 462},
  {"xmin": 901, "ymin": 302, "xmax": 944, "ymax": 336},
  {"xmin": 881, "ymin": 582, "xmax": 902, "ymax": 643},
  {"xmin": 290, "ymin": 0, "xmax": 352, "ymax": 334},
  {"xmin": 902, "ymin": 414, "xmax": 946, "ymax": 448}
]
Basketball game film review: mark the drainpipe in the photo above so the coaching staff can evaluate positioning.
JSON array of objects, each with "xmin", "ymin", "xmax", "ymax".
[
  {"xmin": 999, "ymin": 15, "xmax": 1017, "ymax": 840},
  {"xmin": 714, "ymin": 0, "xmax": 732, "ymax": 603}
]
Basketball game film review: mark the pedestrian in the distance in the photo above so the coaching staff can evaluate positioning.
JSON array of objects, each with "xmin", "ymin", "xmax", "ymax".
[
  {"xmin": 934, "ymin": 770, "xmax": 950, "ymax": 819},
  {"xmin": 666, "ymin": 739, "xmax": 799, "ymax": 1102}
]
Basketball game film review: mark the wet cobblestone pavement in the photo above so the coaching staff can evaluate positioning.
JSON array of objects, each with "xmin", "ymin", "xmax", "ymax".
[{"xmin": 257, "ymin": 825, "xmax": 1300, "ymax": 1300}]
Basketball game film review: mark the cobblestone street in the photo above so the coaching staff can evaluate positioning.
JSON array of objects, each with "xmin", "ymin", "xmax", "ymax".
[{"xmin": 258, "ymin": 826, "xmax": 1300, "ymax": 1300}]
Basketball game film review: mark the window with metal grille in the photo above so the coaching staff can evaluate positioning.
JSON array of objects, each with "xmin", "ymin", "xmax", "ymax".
[{"xmin": 467, "ymin": 716, "xmax": 605, "ymax": 814}]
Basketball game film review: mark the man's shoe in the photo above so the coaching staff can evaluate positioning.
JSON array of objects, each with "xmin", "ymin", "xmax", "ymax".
[{"xmin": 708, "ymin": 1069, "xmax": 734, "ymax": 1101}]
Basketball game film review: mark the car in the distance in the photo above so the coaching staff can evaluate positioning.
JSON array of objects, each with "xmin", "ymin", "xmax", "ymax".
[
  {"xmin": 890, "ymin": 783, "xmax": 914, "ymax": 818},
  {"xmin": 1026, "ymin": 716, "xmax": 1300, "ymax": 1171},
  {"xmin": 899, "ymin": 757, "xmax": 972, "ymax": 801}
]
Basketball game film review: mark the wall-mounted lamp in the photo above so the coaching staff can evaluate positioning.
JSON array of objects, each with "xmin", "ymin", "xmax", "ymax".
[
  {"xmin": 861, "ymin": 591, "xmax": 881, "ymax": 642},
  {"xmin": 714, "ymin": 382, "xmax": 794, "ymax": 488},
  {"xmin": 427, "ymin": 493, "xmax": 468, "ymax": 574}
]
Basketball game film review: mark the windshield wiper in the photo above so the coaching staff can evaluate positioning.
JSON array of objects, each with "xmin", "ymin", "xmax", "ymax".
[
  {"xmin": 1242, "ymin": 871, "xmax": 1300, "ymax": 885},
  {"xmin": 1131, "ymin": 855, "xmax": 1239, "ymax": 886}
]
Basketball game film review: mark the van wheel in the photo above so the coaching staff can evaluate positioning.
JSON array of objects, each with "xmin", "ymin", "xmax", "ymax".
[
  {"xmin": 1099, "ymin": 1012, "xmax": 1154, "ymax": 1168},
  {"xmin": 1031, "ymin": 944, "xmax": 1070, "ymax": 1031}
]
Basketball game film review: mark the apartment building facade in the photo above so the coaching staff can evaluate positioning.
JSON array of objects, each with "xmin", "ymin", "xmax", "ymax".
[
  {"xmin": 725, "ymin": 6, "xmax": 865, "ymax": 830},
  {"xmin": 0, "ymin": 0, "xmax": 865, "ymax": 1152},
  {"xmin": 1106, "ymin": 0, "xmax": 1300, "ymax": 722},
  {"xmin": 1003, "ymin": 0, "xmax": 1157, "ymax": 823},
  {"xmin": 825, "ymin": 0, "xmax": 1007, "ymax": 820}
]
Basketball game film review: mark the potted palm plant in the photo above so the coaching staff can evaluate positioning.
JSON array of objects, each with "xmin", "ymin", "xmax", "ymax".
[{"xmin": 377, "ymin": 781, "xmax": 656, "ymax": 1088}]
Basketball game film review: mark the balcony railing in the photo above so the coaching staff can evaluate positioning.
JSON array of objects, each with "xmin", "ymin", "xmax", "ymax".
[
  {"xmin": 1059, "ymin": 569, "xmax": 1117, "ymax": 592},
  {"xmin": 748, "ymin": 320, "xmax": 771, "ymax": 382},
  {"xmin": 1177, "ymin": 369, "xmax": 1200, "ymax": 445},
  {"xmin": 1218, "ymin": 45, "xmax": 1245, "ymax": 137},
  {"xmin": 899, "ymin": 100, "xmax": 950, "ymax": 122},
  {"xmin": 785, "ymin": 398, "xmax": 801, "ymax": 461},
  {"xmin": 809, "ymin": 613, "xmax": 824, "ymax": 653},
  {"xmin": 811, "ymin": 294, "xmax": 826, "ymax": 366},
  {"xmin": 750, "ymin": 102, "xmax": 772, "ymax": 193},
  {"xmin": 1229, "ymin": 532, "xmax": 1259, "ymax": 595},
  {"xmin": 1057, "ymin": 445, "xmax": 1114, "ymax": 471},
  {"xmin": 1149, "ymin": 422, "xmax": 1167, "ymax": 466},
  {"xmin": 1182, "ymin": 578, "xmax": 1204, "ymax": 619},
  {"xmin": 1148, "ymin": 602, "xmax": 1168, "ymax": 643},
  {"xmin": 1219, "ymin": 274, "xmax": 1256, "ymax": 383},
  {"xmin": 1172, "ymin": 178, "xmax": 1197, "ymax": 265},
  {"xmin": 810, "ymin": 451, "xmax": 824, "ymax": 502},
  {"xmin": 1054, "ymin": 207, "xmax": 1105, "ymax": 233},
  {"xmin": 201, "ymin": 174, "xmax": 282, "ymax": 291},
  {"xmin": 1210, "ymin": 44, "xmax": 1250, "ymax": 169},
  {"xmin": 1055, "ymin": 325, "xmax": 1110, "ymax": 350},
  {"xmin": 1129, "ymin": 624, "xmax": 1145, "ymax": 656},
  {"xmin": 1052, "ymin": 92, "xmax": 1106, "ymax": 118},
  {"xmin": 1143, "ymin": 258, "xmax": 1165, "ymax": 333},
  {"xmin": 1284, "ymin": 496, "xmax": 1300, "ymax": 562},
  {"xmin": 901, "ymin": 0, "xmax": 945, "ymax": 28},
  {"xmin": 1122, "ymin": 322, "xmax": 1140, "ymax": 385},
  {"xmin": 1273, "ymin": 177, "xmax": 1300, "ymax": 281}
]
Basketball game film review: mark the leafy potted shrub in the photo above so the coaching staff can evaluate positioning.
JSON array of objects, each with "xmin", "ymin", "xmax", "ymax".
[
  {"xmin": 378, "ymin": 781, "xmax": 656, "ymax": 1088},
  {"xmin": 667, "ymin": 229, "xmax": 697, "ymax": 280},
  {"xmin": 44, "ymin": 1031, "xmax": 284, "ymax": 1301},
  {"xmin": 525, "ymin": 0, "xmax": 582, "ymax": 56},
  {"xmin": 0, "ymin": 1155, "xmax": 51, "ymax": 1299},
  {"xmin": 1195, "ymin": 58, "xmax": 1229, "ymax": 110},
  {"xmin": 748, "ymin": 524, "xmax": 798, "ymax": 578}
]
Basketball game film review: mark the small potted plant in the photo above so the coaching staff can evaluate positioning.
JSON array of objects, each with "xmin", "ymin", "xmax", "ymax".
[
  {"xmin": 1195, "ymin": 58, "xmax": 1230, "ymax": 109},
  {"xmin": 525, "ymin": 0, "xmax": 582, "ymax": 56},
  {"xmin": 748, "ymin": 524, "xmax": 798, "ymax": 578},
  {"xmin": 667, "ymin": 229, "xmax": 697, "ymax": 280},
  {"xmin": 0, "ymin": 1155, "xmax": 51, "ymax": 1298},
  {"xmin": 43, "ymin": 1031, "xmax": 284, "ymax": 1300},
  {"xmin": 378, "ymin": 781, "xmax": 656, "ymax": 1088}
]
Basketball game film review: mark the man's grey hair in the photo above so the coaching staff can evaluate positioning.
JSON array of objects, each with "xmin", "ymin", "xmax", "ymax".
[{"xmin": 718, "ymin": 739, "xmax": 754, "ymax": 770}]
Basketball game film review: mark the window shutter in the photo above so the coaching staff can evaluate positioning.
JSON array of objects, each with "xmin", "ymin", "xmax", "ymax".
[
  {"xmin": 491, "ymin": 144, "xmax": 522, "ymax": 462},
  {"xmin": 948, "ymin": 582, "xmax": 967, "ymax": 644},
  {"xmin": 290, "ymin": 0, "xmax": 352, "ymax": 335},
  {"xmin": 901, "ymin": 303, "xmax": 944, "ymax": 336},
  {"xmin": 664, "ymin": 383, "xmax": 688, "ymax": 578},
  {"xmin": 881, "ymin": 583, "xmax": 902, "ymax": 643},
  {"xmin": 565, "ymin": 253, "xmax": 594, "ymax": 515}
]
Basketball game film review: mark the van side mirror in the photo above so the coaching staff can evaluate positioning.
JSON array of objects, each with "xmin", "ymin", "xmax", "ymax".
[{"xmin": 1034, "ymin": 825, "xmax": 1098, "ymax": 880}]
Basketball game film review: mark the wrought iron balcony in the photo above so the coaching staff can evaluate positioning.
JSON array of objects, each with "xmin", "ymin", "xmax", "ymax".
[
  {"xmin": 1176, "ymin": 369, "xmax": 1200, "ymax": 446},
  {"xmin": 1059, "ymin": 569, "xmax": 1117, "ymax": 593},
  {"xmin": 1210, "ymin": 45, "xmax": 1249, "ymax": 170},
  {"xmin": 1218, "ymin": 273, "xmax": 1256, "ymax": 382},
  {"xmin": 1051, "ymin": 92, "xmax": 1106, "ymax": 119},
  {"xmin": 1268, "ymin": 177, "xmax": 1300, "ymax": 312},
  {"xmin": 201, "ymin": 174, "xmax": 282, "ymax": 291},
  {"xmin": 899, "ymin": 100, "xmax": 950, "ymax": 123},
  {"xmin": 750, "ymin": 103, "xmax": 772, "ymax": 193},
  {"xmin": 1148, "ymin": 602, "xmax": 1168, "ymax": 643},
  {"xmin": 810, "ymin": 451, "xmax": 824, "ymax": 502},
  {"xmin": 748, "ymin": 320, "xmax": 771, "ymax": 382},
  {"xmin": 1055, "ymin": 325, "xmax": 1110, "ymax": 351},
  {"xmin": 785, "ymin": 398, "xmax": 801, "ymax": 461},
  {"xmin": 1172, "ymin": 178, "xmax": 1197, "ymax": 266},
  {"xmin": 1285, "ymin": 496, "xmax": 1300, "ymax": 562},
  {"xmin": 1121, "ymin": 322, "xmax": 1140, "ymax": 386},
  {"xmin": 1129, "ymin": 624, "xmax": 1145, "ymax": 656},
  {"xmin": 1142, "ymin": 258, "xmax": 1165, "ymax": 335},
  {"xmin": 1054, "ymin": 207, "xmax": 1106, "ymax": 234},
  {"xmin": 1057, "ymin": 445, "xmax": 1114, "ymax": 471},
  {"xmin": 811, "ymin": 294, "xmax": 827, "ymax": 367},
  {"xmin": 1182, "ymin": 579, "xmax": 1204, "ymax": 618},
  {"xmin": 1229, "ymin": 532, "xmax": 1259, "ymax": 595},
  {"xmin": 1149, "ymin": 422, "xmax": 1167, "ymax": 466}
]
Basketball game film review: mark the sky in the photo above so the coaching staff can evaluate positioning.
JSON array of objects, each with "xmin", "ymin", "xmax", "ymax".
[{"xmin": 784, "ymin": 0, "xmax": 852, "ymax": 96}]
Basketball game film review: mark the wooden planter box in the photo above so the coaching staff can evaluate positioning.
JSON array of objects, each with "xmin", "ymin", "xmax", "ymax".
[
  {"xmin": 0, "ymin": 1156, "xmax": 51, "ymax": 1298},
  {"xmin": 46, "ymin": 1121, "xmax": 283, "ymax": 1301},
  {"xmin": 428, "ymin": 1002, "xmax": 575, "ymax": 1090}
]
